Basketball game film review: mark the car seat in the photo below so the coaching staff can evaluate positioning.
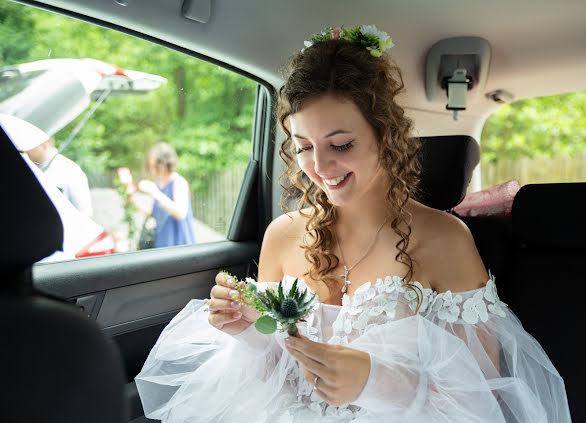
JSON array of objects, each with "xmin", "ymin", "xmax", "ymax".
[
  {"xmin": 0, "ymin": 127, "xmax": 128, "ymax": 422},
  {"xmin": 503, "ymin": 182, "xmax": 585, "ymax": 422}
]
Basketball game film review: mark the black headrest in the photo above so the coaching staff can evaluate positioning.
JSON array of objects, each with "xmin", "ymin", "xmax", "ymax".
[
  {"xmin": 513, "ymin": 183, "xmax": 586, "ymax": 249},
  {"xmin": 417, "ymin": 135, "xmax": 480, "ymax": 210},
  {"xmin": 0, "ymin": 127, "xmax": 63, "ymax": 271}
]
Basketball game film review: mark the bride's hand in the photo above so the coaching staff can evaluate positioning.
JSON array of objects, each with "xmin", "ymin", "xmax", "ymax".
[
  {"xmin": 207, "ymin": 272, "xmax": 260, "ymax": 335},
  {"xmin": 285, "ymin": 335, "xmax": 371, "ymax": 407}
]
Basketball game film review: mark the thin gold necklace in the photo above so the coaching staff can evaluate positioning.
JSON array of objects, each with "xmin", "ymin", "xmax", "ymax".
[{"xmin": 334, "ymin": 215, "xmax": 390, "ymax": 294}]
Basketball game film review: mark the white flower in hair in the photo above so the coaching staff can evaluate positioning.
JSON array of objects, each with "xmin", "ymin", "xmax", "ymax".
[{"xmin": 360, "ymin": 24, "xmax": 391, "ymax": 44}]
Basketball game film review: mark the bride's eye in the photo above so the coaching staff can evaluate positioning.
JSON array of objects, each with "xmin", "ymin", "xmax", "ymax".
[
  {"xmin": 332, "ymin": 141, "xmax": 354, "ymax": 152},
  {"xmin": 295, "ymin": 145, "xmax": 312, "ymax": 154}
]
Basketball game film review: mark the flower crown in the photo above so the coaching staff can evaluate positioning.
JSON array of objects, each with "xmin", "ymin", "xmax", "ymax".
[{"xmin": 303, "ymin": 24, "xmax": 394, "ymax": 57}]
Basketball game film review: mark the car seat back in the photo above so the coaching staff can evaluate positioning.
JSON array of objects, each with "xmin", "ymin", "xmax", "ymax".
[
  {"xmin": 504, "ymin": 183, "xmax": 586, "ymax": 422},
  {"xmin": 0, "ymin": 126, "xmax": 127, "ymax": 423}
]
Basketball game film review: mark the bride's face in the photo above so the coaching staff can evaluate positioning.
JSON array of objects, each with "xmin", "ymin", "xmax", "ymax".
[{"xmin": 289, "ymin": 94, "xmax": 387, "ymax": 207}]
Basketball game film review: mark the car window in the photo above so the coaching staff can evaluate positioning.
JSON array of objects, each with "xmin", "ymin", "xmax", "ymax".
[
  {"xmin": 0, "ymin": 2, "xmax": 258, "ymax": 262},
  {"xmin": 480, "ymin": 91, "xmax": 586, "ymax": 189}
]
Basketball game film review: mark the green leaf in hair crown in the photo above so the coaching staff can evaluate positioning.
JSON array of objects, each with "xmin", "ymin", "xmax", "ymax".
[
  {"xmin": 303, "ymin": 24, "xmax": 394, "ymax": 57},
  {"xmin": 221, "ymin": 271, "xmax": 318, "ymax": 338}
]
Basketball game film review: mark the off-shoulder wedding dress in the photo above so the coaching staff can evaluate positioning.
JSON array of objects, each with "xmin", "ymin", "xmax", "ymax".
[{"xmin": 136, "ymin": 274, "xmax": 570, "ymax": 422}]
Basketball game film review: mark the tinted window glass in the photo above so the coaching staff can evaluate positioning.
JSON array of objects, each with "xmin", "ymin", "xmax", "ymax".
[{"xmin": 0, "ymin": 2, "xmax": 257, "ymax": 262}]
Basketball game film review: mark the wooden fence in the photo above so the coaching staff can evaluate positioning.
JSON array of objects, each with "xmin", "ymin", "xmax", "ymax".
[
  {"xmin": 192, "ymin": 167, "xmax": 247, "ymax": 235},
  {"xmin": 481, "ymin": 152, "xmax": 586, "ymax": 189}
]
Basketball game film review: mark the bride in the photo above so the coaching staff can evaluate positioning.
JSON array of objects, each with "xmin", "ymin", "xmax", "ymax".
[{"xmin": 136, "ymin": 25, "xmax": 570, "ymax": 422}]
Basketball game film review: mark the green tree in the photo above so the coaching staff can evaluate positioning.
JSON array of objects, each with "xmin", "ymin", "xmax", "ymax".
[
  {"xmin": 481, "ymin": 91, "xmax": 586, "ymax": 163},
  {"xmin": 0, "ymin": 1, "xmax": 35, "ymax": 66}
]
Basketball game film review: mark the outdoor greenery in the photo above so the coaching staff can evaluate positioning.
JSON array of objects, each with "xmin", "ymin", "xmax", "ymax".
[
  {"xmin": 0, "ymin": 1, "xmax": 257, "ymax": 196},
  {"xmin": 481, "ymin": 91, "xmax": 586, "ymax": 163}
]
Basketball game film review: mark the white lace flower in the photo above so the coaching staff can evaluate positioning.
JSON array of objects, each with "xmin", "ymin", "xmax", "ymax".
[
  {"xmin": 353, "ymin": 311, "xmax": 370, "ymax": 331},
  {"xmin": 383, "ymin": 300, "xmax": 397, "ymax": 319},
  {"xmin": 382, "ymin": 278, "xmax": 401, "ymax": 296},
  {"xmin": 488, "ymin": 302, "xmax": 507, "ymax": 318},
  {"xmin": 363, "ymin": 285, "xmax": 377, "ymax": 301},
  {"xmin": 462, "ymin": 291, "xmax": 489, "ymax": 324},
  {"xmin": 483, "ymin": 275, "xmax": 508, "ymax": 318},
  {"xmin": 403, "ymin": 287, "xmax": 420, "ymax": 311},
  {"xmin": 369, "ymin": 305, "xmax": 384, "ymax": 316},
  {"xmin": 483, "ymin": 275, "xmax": 499, "ymax": 303},
  {"xmin": 374, "ymin": 278, "xmax": 385, "ymax": 292},
  {"xmin": 347, "ymin": 305, "xmax": 363, "ymax": 316},
  {"xmin": 403, "ymin": 282, "xmax": 434, "ymax": 312},
  {"xmin": 369, "ymin": 294, "xmax": 389, "ymax": 316},
  {"xmin": 433, "ymin": 291, "xmax": 463, "ymax": 323}
]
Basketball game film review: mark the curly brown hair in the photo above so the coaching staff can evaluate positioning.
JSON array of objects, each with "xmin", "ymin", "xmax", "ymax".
[{"xmin": 277, "ymin": 39, "xmax": 422, "ymax": 298}]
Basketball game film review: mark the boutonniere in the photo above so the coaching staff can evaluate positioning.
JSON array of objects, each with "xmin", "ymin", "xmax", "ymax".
[{"xmin": 221, "ymin": 272, "xmax": 317, "ymax": 337}]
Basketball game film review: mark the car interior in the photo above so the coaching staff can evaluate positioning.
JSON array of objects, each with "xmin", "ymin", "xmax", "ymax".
[{"xmin": 1, "ymin": 0, "xmax": 585, "ymax": 422}]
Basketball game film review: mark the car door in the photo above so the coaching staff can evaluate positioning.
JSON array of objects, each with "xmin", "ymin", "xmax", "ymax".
[{"xmin": 1, "ymin": 2, "xmax": 275, "ymax": 420}]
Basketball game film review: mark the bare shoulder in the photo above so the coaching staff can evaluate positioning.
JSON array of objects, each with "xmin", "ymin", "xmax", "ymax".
[
  {"xmin": 257, "ymin": 209, "xmax": 308, "ymax": 282},
  {"xmin": 411, "ymin": 202, "xmax": 489, "ymax": 293}
]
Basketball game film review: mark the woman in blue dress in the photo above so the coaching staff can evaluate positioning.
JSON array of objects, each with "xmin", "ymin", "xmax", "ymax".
[{"xmin": 134, "ymin": 142, "xmax": 195, "ymax": 247}]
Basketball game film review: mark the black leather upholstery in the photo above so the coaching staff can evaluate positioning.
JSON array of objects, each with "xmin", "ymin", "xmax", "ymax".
[
  {"xmin": 417, "ymin": 135, "xmax": 480, "ymax": 210},
  {"xmin": 0, "ymin": 127, "xmax": 127, "ymax": 422},
  {"xmin": 502, "ymin": 183, "xmax": 586, "ymax": 422}
]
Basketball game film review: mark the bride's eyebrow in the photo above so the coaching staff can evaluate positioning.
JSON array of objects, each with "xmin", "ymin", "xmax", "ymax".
[{"xmin": 293, "ymin": 129, "xmax": 353, "ymax": 140}]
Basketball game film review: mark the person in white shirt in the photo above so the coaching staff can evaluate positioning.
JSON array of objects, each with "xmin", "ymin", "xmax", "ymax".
[{"xmin": 25, "ymin": 136, "xmax": 93, "ymax": 217}]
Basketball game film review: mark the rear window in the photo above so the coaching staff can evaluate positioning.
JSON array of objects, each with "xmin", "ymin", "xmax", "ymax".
[{"xmin": 480, "ymin": 91, "xmax": 586, "ymax": 188}]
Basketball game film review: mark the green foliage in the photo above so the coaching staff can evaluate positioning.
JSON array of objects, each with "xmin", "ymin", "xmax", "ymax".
[
  {"xmin": 481, "ymin": 92, "xmax": 586, "ymax": 163},
  {"xmin": 0, "ymin": 2, "xmax": 35, "ymax": 66},
  {"xmin": 113, "ymin": 179, "xmax": 139, "ymax": 243},
  {"xmin": 255, "ymin": 315, "xmax": 277, "ymax": 334},
  {"xmin": 1, "ymin": 4, "xmax": 256, "ymax": 199}
]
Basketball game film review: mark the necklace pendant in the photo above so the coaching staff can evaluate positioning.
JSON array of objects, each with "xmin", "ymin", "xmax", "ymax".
[
  {"xmin": 340, "ymin": 266, "xmax": 351, "ymax": 293},
  {"xmin": 341, "ymin": 279, "xmax": 351, "ymax": 294}
]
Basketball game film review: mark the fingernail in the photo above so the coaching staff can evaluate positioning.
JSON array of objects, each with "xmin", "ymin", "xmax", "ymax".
[
  {"xmin": 233, "ymin": 312, "xmax": 242, "ymax": 319},
  {"xmin": 227, "ymin": 278, "xmax": 236, "ymax": 288},
  {"xmin": 284, "ymin": 337, "xmax": 291, "ymax": 345},
  {"xmin": 230, "ymin": 290, "xmax": 239, "ymax": 298},
  {"xmin": 230, "ymin": 301, "xmax": 240, "ymax": 309}
]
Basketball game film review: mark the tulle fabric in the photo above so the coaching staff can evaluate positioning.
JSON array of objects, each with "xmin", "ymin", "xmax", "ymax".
[{"xmin": 135, "ymin": 275, "xmax": 570, "ymax": 422}]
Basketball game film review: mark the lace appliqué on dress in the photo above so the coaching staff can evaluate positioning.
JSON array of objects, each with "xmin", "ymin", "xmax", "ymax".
[
  {"xmin": 287, "ymin": 273, "xmax": 508, "ymax": 420},
  {"xmin": 432, "ymin": 273, "xmax": 508, "ymax": 324},
  {"xmin": 330, "ymin": 272, "xmax": 507, "ymax": 342}
]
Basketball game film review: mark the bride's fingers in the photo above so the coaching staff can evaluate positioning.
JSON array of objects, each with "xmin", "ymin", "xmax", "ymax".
[
  {"xmin": 215, "ymin": 272, "xmax": 236, "ymax": 287},
  {"xmin": 211, "ymin": 285, "xmax": 239, "ymax": 301},
  {"xmin": 208, "ymin": 309, "xmax": 242, "ymax": 329},
  {"xmin": 303, "ymin": 369, "xmax": 335, "ymax": 403},
  {"xmin": 208, "ymin": 298, "xmax": 241, "ymax": 312}
]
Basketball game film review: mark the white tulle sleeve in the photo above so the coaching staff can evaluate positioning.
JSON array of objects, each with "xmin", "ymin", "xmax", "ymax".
[
  {"xmin": 134, "ymin": 282, "xmax": 302, "ymax": 423},
  {"xmin": 339, "ymin": 275, "xmax": 571, "ymax": 422}
]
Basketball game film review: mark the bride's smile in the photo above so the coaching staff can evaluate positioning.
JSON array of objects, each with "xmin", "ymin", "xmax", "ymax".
[{"xmin": 289, "ymin": 94, "xmax": 387, "ymax": 209}]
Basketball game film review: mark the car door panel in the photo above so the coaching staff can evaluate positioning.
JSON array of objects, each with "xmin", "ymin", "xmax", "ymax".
[{"xmin": 33, "ymin": 241, "xmax": 259, "ymax": 381}]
